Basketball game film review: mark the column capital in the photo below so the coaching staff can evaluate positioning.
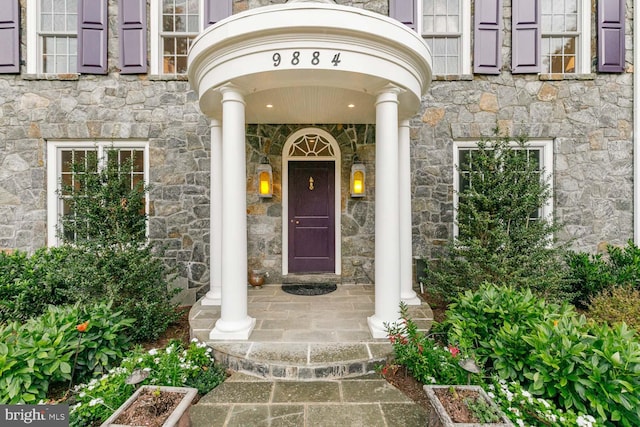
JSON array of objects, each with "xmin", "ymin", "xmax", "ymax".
[
  {"xmin": 218, "ymin": 83, "xmax": 246, "ymax": 104},
  {"xmin": 375, "ymin": 83, "xmax": 404, "ymax": 105}
]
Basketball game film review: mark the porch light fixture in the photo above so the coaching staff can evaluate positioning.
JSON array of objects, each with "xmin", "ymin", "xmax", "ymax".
[
  {"xmin": 350, "ymin": 157, "xmax": 366, "ymax": 198},
  {"xmin": 256, "ymin": 157, "xmax": 273, "ymax": 198}
]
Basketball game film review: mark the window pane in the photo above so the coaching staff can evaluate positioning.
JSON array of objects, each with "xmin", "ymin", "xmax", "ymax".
[{"xmin": 41, "ymin": 13, "xmax": 52, "ymax": 31}]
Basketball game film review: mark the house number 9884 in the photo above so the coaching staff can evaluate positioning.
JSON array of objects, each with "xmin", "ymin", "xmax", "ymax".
[{"xmin": 272, "ymin": 51, "xmax": 341, "ymax": 67}]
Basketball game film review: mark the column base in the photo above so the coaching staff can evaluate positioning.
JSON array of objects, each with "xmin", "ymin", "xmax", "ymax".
[
  {"xmin": 367, "ymin": 315, "xmax": 398, "ymax": 339},
  {"xmin": 209, "ymin": 316, "xmax": 256, "ymax": 340},
  {"xmin": 401, "ymin": 290, "xmax": 422, "ymax": 306},
  {"xmin": 200, "ymin": 290, "xmax": 221, "ymax": 306}
]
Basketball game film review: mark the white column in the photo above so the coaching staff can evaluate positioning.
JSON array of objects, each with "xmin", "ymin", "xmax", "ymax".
[
  {"xmin": 202, "ymin": 120, "xmax": 222, "ymax": 305},
  {"xmin": 368, "ymin": 85, "xmax": 402, "ymax": 338},
  {"xmin": 210, "ymin": 85, "xmax": 255, "ymax": 340},
  {"xmin": 399, "ymin": 119, "xmax": 420, "ymax": 305}
]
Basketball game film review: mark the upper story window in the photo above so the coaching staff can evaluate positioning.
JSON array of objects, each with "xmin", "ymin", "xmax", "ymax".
[
  {"xmin": 512, "ymin": 0, "xmax": 591, "ymax": 74},
  {"xmin": 160, "ymin": 0, "xmax": 199, "ymax": 75},
  {"xmin": 27, "ymin": 0, "xmax": 108, "ymax": 75},
  {"xmin": 418, "ymin": 0, "xmax": 471, "ymax": 75},
  {"xmin": 541, "ymin": 0, "xmax": 582, "ymax": 74},
  {"xmin": 36, "ymin": 0, "xmax": 78, "ymax": 73}
]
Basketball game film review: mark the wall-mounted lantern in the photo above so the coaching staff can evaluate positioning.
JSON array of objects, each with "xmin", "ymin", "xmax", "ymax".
[
  {"xmin": 350, "ymin": 158, "xmax": 365, "ymax": 198},
  {"xmin": 257, "ymin": 158, "xmax": 272, "ymax": 198}
]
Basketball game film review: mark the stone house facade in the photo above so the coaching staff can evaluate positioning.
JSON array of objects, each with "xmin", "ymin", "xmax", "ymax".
[{"xmin": 0, "ymin": 0, "xmax": 636, "ymax": 309}]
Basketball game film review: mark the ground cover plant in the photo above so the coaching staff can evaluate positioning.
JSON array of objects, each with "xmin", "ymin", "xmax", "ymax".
[
  {"xmin": 0, "ymin": 303, "xmax": 133, "ymax": 404},
  {"xmin": 389, "ymin": 284, "xmax": 639, "ymax": 426},
  {"xmin": 69, "ymin": 339, "xmax": 227, "ymax": 427}
]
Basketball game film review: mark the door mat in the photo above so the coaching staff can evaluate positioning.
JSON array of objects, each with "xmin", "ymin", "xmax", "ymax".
[{"xmin": 281, "ymin": 284, "xmax": 337, "ymax": 296}]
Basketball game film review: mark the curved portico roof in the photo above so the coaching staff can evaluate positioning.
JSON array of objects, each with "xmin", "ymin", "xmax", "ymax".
[{"xmin": 188, "ymin": 1, "xmax": 432, "ymax": 123}]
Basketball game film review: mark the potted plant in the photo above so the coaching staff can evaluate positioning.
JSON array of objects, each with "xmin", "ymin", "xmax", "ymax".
[
  {"xmin": 100, "ymin": 385, "xmax": 197, "ymax": 427},
  {"xmin": 423, "ymin": 385, "xmax": 513, "ymax": 427}
]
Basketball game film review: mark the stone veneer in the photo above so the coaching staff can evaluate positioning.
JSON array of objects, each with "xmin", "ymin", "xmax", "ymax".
[{"xmin": 0, "ymin": 0, "xmax": 635, "ymax": 303}]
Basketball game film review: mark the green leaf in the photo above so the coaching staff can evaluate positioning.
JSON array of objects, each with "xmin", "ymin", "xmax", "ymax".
[{"xmin": 59, "ymin": 361, "xmax": 71, "ymax": 374}]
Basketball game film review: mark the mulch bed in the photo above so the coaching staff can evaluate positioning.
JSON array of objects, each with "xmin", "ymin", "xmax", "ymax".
[{"xmin": 113, "ymin": 388, "xmax": 190, "ymax": 427}]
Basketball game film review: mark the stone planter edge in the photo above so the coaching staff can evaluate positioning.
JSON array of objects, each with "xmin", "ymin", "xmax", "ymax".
[
  {"xmin": 100, "ymin": 385, "xmax": 198, "ymax": 427},
  {"xmin": 423, "ymin": 385, "xmax": 514, "ymax": 427}
]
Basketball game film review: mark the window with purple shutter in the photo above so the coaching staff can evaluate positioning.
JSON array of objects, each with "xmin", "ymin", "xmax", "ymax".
[
  {"xmin": 389, "ymin": 0, "xmax": 416, "ymax": 30},
  {"xmin": 0, "ymin": 0, "xmax": 19, "ymax": 73},
  {"xmin": 511, "ymin": 0, "xmax": 541, "ymax": 73},
  {"xmin": 598, "ymin": 0, "xmax": 625, "ymax": 72},
  {"xmin": 119, "ymin": 0, "xmax": 147, "ymax": 74},
  {"xmin": 204, "ymin": 0, "xmax": 232, "ymax": 27},
  {"xmin": 78, "ymin": 0, "xmax": 108, "ymax": 74},
  {"xmin": 474, "ymin": 0, "xmax": 502, "ymax": 74}
]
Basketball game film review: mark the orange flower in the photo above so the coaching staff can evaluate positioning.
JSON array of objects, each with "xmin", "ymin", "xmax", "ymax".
[
  {"xmin": 553, "ymin": 320, "xmax": 559, "ymax": 327},
  {"xmin": 76, "ymin": 321, "xmax": 89, "ymax": 333}
]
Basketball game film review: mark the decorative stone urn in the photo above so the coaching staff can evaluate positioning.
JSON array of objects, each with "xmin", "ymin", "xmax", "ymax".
[
  {"xmin": 100, "ymin": 385, "xmax": 197, "ymax": 427},
  {"xmin": 423, "ymin": 385, "xmax": 513, "ymax": 427}
]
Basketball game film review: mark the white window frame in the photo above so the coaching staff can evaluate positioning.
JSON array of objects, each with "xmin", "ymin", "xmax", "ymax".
[
  {"xmin": 540, "ymin": 0, "xmax": 591, "ymax": 75},
  {"xmin": 46, "ymin": 141, "xmax": 150, "ymax": 246},
  {"xmin": 150, "ymin": 0, "xmax": 206, "ymax": 75},
  {"xmin": 452, "ymin": 139, "xmax": 554, "ymax": 238},
  {"xmin": 26, "ymin": 0, "xmax": 79, "ymax": 75},
  {"xmin": 417, "ymin": 0, "xmax": 471, "ymax": 75}
]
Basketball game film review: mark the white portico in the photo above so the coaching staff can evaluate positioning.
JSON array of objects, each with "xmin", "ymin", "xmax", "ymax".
[{"xmin": 187, "ymin": 0, "xmax": 432, "ymax": 340}]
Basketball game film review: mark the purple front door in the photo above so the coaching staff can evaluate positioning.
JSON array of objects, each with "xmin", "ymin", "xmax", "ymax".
[{"xmin": 288, "ymin": 161, "xmax": 335, "ymax": 273}]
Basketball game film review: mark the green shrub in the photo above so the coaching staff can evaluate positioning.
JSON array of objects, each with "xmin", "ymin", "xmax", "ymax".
[
  {"xmin": 0, "ymin": 246, "xmax": 179, "ymax": 342},
  {"xmin": 70, "ymin": 339, "xmax": 227, "ymax": 427},
  {"xmin": 422, "ymin": 131, "xmax": 571, "ymax": 301},
  {"xmin": 0, "ymin": 303, "xmax": 133, "ymax": 404},
  {"xmin": 0, "ymin": 247, "xmax": 77, "ymax": 323},
  {"xmin": 53, "ymin": 148, "xmax": 180, "ymax": 342},
  {"xmin": 384, "ymin": 303, "xmax": 479, "ymax": 385},
  {"xmin": 524, "ymin": 319, "xmax": 640, "ymax": 426},
  {"xmin": 588, "ymin": 286, "xmax": 640, "ymax": 331},
  {"xmin": 442, "ymin": 283, "xmax": 572, "ymax": 382},
  {"xmin": 566, "ymin": 240, "xmax": 640, "ymax": 308}
]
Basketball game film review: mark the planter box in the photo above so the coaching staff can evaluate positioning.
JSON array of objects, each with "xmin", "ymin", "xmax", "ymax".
[
  {"xmin": 423, "ymin": 385, "xmax": 513, "ymax": 427},
  {"xmin": 101, "ymin": 385, "xmax": 198, "ymax": 427}
]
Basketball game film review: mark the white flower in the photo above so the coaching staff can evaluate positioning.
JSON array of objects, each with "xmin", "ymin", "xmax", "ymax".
[
  {"xmin": 137, "ymin": 357, "xmax": 143, "ymax": 363},
  {"xmin": 487, "ymin": 391, "xmax": 495, "ymax": 399},
  {"xmin": 143, "ymin": 367, "xmax": 152, "ymax": 372},
  {"xmin": 149, "ymin": 348, "xmax": 158, "ymax": 356},
  {"xmin": 516, "ymin": 419, "xmax": 525, "ymax": 427},
  {"xmin": 166, "ymin": 346, "xmax": 173, "ymax": 354},
  {"xmin": 79, "ymin": 392, "xmax": 86, "ymax": 398},
  {"xmin": 577, "ymin": 415, "xmax": 596, "ymax": 427},
  {"xmin": 89, "ymin": 398, "xmax": 104, "ymax": 407},
  {"xmin": 191, "ymin": 338, "xmax": 199, "ymax": 343},
  {"xmin": 521, "ymin": 390, "xmax": 531, "ymax": 398},
  {"xmin": 538, "ymin": 398, "xmax": 551, "ymax": 408}
]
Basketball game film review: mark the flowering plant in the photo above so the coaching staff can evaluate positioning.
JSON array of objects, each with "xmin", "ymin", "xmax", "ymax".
[
  {"xmin": 384, "ymin": 302, "xmax": 480, "ymax": 385},
  {"xmin": 486, "ymin": 377, "xmax": 600, "ymax": 427},
  {"xmin": 69, "ymin": 339, "xmax": 226, "ymax": 427}
]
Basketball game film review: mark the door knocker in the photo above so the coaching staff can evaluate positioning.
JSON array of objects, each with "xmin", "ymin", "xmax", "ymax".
[{"xmin": 309, "ymin": 176, "xmax": 314, "ymax": 190}]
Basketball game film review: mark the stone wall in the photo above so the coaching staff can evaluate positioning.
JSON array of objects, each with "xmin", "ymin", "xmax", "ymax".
[{"xmin": 0, "ymin": 0, "xmax": 635, "ymax": 304}]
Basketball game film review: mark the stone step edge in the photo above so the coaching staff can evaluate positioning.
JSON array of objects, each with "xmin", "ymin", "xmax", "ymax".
[{"xmin": 211, "ymin": 347, "xmax": 390, "ymax": 380}]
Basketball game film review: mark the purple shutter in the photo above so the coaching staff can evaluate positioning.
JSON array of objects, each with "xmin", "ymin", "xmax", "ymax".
[
  {"xmin": 474, "ymin": 0, "xmax": 502, "ymax": 74},
  {"xmin": 511, "ymin": 0, "xmax": 541, "ymax": 73},
  {"xmin": 389, "ymin": 0, "xmax": 416, "ymax": 30},
  {"xmin": 204, "ymin": 0, "xmax": 232, "ymax": 27},
  {"xmin": 78, "ymin": 0, "xmax": 108, "ymax": 74},
  {"xmin": 119, "ymin": 0, "xmax": 147, "ymax": 74},
  {"xmin": 598, "ymin": 0, "xmax": 625, "ymax": 72},
  {"xmin": 0, "ymin": 0, "xmax": 20, "ymax": 73}
]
